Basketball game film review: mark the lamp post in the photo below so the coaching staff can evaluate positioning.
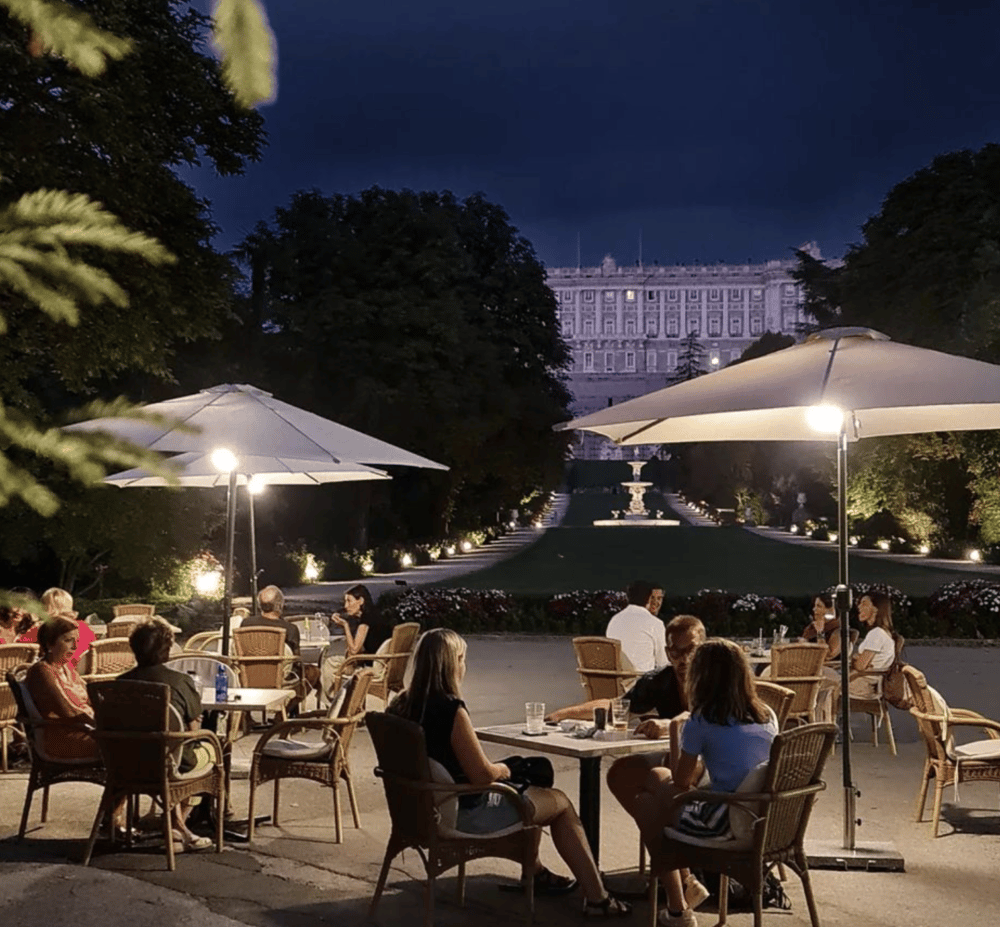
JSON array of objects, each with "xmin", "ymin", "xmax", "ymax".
[
  {"xmin": 211, "ymin": 448, "xmax": 238, "ymax": 656},
  {"xmin": 247, "ymin": 475, "xmax": 264, "ymax": 614}
]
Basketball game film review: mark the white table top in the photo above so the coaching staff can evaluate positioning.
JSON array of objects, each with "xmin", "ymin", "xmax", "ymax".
[
  {"xmin": 477, "ymin": 722, "xmax": 666, "ymax": 760},
  {"xmin": 200, "ymin": 687, "xmax": 293, "ymax": 711}
]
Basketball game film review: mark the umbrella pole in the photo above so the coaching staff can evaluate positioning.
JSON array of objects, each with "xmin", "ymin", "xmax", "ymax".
[
  {"xmin": 248, "ymin": 483, "xmax": 259, "ymax": 614},
  {"xmin": 836, "ymin": 428, "xmax": 856, "ymax": 849},
  {"xmin": 221, "ymin": 469, "xmax": 238, "ymax": 657}
]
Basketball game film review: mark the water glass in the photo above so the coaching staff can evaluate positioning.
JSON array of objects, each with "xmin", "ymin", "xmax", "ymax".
[
  {"xmin": 610, "ymin": 697, "xmax": 630, "ymax": 732},
  {"xmin": 525, "ymin": 702, "xmax": 545, "ymax": 734}
]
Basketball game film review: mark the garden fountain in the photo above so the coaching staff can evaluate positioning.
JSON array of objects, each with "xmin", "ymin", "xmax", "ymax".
[{"xmin": 593, "ymin": 460, "xmax": 679, "ymax": 527}]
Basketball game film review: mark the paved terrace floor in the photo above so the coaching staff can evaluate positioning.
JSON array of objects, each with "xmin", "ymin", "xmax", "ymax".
[{"xmin": 3, "ymin": 637, "xmax": 1000, "ymax": 927}]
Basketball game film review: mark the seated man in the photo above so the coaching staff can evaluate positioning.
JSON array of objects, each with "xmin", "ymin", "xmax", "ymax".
[
  {"xmin": 239, "ymin": 585, "xmax": 300, "ymax": 655},
  {"xmin": 605, "ymin": 579, "xmax": 667, "ymax": 673}
]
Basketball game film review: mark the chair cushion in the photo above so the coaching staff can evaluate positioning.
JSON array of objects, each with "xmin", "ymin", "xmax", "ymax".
[
  {"xmin": 262, "ymin": 738, "xmax": 333, "ymax": 761},
  {"xmin": 952, "ymin": 740, "xmax": 1000, "ymax": 761},
  {"xmin": 427, "ymin": 757, "xmax": 459, "ymax": 831}
]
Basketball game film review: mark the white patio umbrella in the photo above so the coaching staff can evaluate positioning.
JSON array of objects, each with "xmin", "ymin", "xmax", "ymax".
[
  {"xmin": 69, "ymin": 384, "xmax": 448, "ymax": 650},
  {"xmin": 559, "ymin": 326, "xmax": 1000, "ymax": 860}
]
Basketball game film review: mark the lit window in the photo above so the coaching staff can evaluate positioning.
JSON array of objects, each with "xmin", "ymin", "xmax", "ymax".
[
  {"xmin": 646, "ymin": 350, "xmax": 657, "ymax": 371},
  {"xmin": 626, "ymin": 289, "xmax": 636, "ymax": 301},
  {"xmin": 583, "ymin": 351, "xmax": 594, "ymax": 371},
  {"xmin": 625, "ymin": 351, "xmax": 636, "ymax": 371},
  {"xmin": 604, "ymin": 317, "xmax": 615, "ymax": 334},
  {"xmin": 605, "ymin": 352, "xmax": 615, "ymax": 372}
]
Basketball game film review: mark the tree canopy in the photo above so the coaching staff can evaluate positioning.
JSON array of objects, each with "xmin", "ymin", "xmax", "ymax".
[
  {"xmin": 0, "ymin": 0, "xmax": 266, "ymax": 407},
  {"xmin": 237, "ymin": 187, "xmax": 573, "ymax": 539},
  {"xmin": 668, "ymin": 331, "xmax": 707, "ymax": 384}
]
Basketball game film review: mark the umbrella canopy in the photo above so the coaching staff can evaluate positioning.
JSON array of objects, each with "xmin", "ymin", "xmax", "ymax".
[
  {"xmin": 67, "ymin": 383, "xmax": 448, "ymax": 471},
  {"xmin": 104, "ymin": 452, "xmax": 391, "ymax": 488},
  {"xmin": 560, "ymin": 327, "xmax": 1000, "ymax": 443}
]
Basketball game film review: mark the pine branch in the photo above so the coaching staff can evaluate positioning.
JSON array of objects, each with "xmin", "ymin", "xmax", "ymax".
[
  {"xmin": 213, "ymin": 0, "xmax": 276, "ymax": 108},
  {"xmin": 0, "ymin": 0, "xmax": 132, "ymax": 77}
]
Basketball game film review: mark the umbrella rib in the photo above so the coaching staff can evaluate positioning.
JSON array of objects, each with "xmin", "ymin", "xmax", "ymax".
[
  {"xmin": 818, "ymin": 334, "xmax": 841, "ymax": 401},
  {"xmin": 619, "ymin": 420, "xmax": 665, "ymax": 444},
  {"xmin": 262, "ymin": 400, "xmax": 343, "ymax": 465}
]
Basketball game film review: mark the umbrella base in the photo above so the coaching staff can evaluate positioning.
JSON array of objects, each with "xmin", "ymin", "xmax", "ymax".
[{"xmin": 805, "ymin": 837, "xmax": 905, "ymax": 871}]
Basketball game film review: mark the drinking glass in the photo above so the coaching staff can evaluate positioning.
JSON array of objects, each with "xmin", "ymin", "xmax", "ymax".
[
  {"xmin": 610, "ymin": 697, "xmax": 630, "ymax": 732},
  {"xmin": 525, "ymin": 702, "xmax": 545, "ymax": 734}
]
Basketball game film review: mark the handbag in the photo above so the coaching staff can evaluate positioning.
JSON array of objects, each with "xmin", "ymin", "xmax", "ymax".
[
  {"xmin": 500, "ymin": 754, "xmax": 555, "ymax": 789},
  {"xmin": 883, "ymin": 661, "xmax": 911, "ymax": 710}
]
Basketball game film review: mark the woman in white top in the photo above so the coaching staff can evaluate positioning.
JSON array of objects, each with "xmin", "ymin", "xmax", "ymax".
[{"xmin": 849, "ymin": 591, "xmax": 896, "ymax": 698}]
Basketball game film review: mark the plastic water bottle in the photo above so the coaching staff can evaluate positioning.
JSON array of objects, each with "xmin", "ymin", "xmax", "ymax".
[{"xmin": 215, "ymin": 663, "xmax": 228, "ymax": 703}]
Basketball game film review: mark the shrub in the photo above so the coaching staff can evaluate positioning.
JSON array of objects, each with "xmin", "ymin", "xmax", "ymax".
[
  {"xmin": 382, "ymin": 587, "xmax": 517, "ymax": 633},
  {"xmin": 927, "ymin": 579, "xmax": 1000, "ymax": 636},
  {"xmin": 546, "ymin": 589, "xmax": 627, "ymax": 635}
]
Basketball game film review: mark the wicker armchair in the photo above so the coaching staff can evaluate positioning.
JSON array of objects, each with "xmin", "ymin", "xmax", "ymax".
[
  {"xmin": 247, "ymin": 670, "xmax": 374, "ymax": 842},
  {"xmin": 367, "ymin": 711, "xmax": 540, "ymax": 927},
  {"xmin": 1, "ymin": 645, "xmax": 40, "ymax": 767},
  {"xmin": 645, "ymin": 722, "xmax": 837, "ymax": 927},
  {"xmin": 5, "ymin": 666, "xmax": 105, "ymax": 839},
  {"xmin": 106, "ymin": 619, "xmax": 140, "ymax": 639},
  {"xmin": 80, "ymin": 639, "xmax": 137, "ymax": 683},
  {"xmin": 768, "ymin": 643, "xmax": 827, "ymax": 727},
  {"xmin": 571, "ymin": 636, "xmax": 640, "ymax": 702},
  {"xmin": 902, "ymin": 665, "xmax": 1000, "ymax": 836},
  {"xmin": 328, "ymin": 622, "xmax": 420, "ymax": 710},
  {"xmin": 847, "ymin": 633, "xmax": 904, "ymax": 756},
  {"xmin": 0, "ymin": 643, "xmax": 39, "ymax": 672},
  {"xmin": 754, "ymin": 680, "xmax": 796, "ymax": 730},
  {"xmin": 82, "ymin": 680, "xmax": 225, "ymax": 870},
  {"xmin": 112, "ymin": 604, "xmax": 156, "ymax": 619},
  {"xmin": 183, "ymin": 631, "xmax": 223, "ymax": 654}
]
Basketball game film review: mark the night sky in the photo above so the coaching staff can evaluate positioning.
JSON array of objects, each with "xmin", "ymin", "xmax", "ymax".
[{"xmin": 185, "ymin": 0, "xmax": 1000, "ymax": 268}]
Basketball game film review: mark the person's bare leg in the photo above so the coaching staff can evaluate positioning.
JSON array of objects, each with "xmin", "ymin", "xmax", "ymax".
[
  {"xmin": 546, "ymin": 699, "xmax": 610, "ymax": 723},
  {"xmin": 525, "ymin": 787, "xmax": 607, "ymax": 903},
  {"xmin": 634, "ymin": 789, "xmax": 686, "ymax": 914}
]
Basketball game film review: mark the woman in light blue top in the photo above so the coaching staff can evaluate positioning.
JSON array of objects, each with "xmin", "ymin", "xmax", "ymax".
[{"xmin": 634, "ymin": 638, "xmax": 778, "ymax": 927}]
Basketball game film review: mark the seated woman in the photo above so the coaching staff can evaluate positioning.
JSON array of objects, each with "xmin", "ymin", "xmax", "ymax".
[
  {"xmin": 799, "ymin": 592, "xmax": 841, "ymax": 660},
  {"xmin": 389, "ymin": 628, "xmax": 631, "ymax": 917},
  {"xmin": 319, "ymin": 584, "xmax": 390, "ymax": 699},
  {"xmin": 118, "ymin": 618, "xmax": 214, "ymax": 851},
  {"xmin": 633, "ymin": 639, "xmax": 778, "ymax": 927},
  {"xmin": 25, "ymin": 616, "xmax": 101, "ymax": 761},
  {"xmin": 848, "ymin": 591, "xmax": 896, "ymax": 698},
  {"xmin": 20, "ymin": 588, "xmax": 95, "ymax": 668}
]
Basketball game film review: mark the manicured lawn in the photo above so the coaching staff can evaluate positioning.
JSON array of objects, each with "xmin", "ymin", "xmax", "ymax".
[{"xmin": 440, "ymin": 495, "xmax": 983, "ymax": 597}]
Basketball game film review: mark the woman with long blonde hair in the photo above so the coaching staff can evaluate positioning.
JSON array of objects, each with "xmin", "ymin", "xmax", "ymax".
[
  {"xmin": 634, "ymin": 639, "xmax": 778, "ymax": 927},
  {"xmin": 390, "ymin": 628, "xmax": 631, "ymax": 917}
]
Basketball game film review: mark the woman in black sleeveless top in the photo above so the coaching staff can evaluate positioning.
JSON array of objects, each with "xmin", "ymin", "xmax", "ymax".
[{"xmin": 389, "ymin": 628, "xmax": 631, "ymax": 917}]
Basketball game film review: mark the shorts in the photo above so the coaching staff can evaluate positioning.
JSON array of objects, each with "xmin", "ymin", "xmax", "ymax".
[
  {"xmin": 674, "ymin": 799, "xmax": 731, "ymax": 839},
  {"xmin": 455, "ymin": 791, "xmax": 525, "ymax": 834}
]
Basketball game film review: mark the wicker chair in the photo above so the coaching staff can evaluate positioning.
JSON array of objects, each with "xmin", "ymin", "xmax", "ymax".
[
  {"xmin": 754, "ymin": 680, "xmax": 796, "ymax": 730},
  {"xmin": 0, "ymin": 643, "xmax": 39, "ymax": 672},
  {"xmin": 247, "ymin": 670, "xmax": 374, "ymax": 842},
  {"xmin": 112, "ymin": 604, "xmax": 156, "ymax": 619},
  {"xmin": 232, "ymin": 626, "xmax": 297, "ymax": 724},
  {"xmin": 645, "ymin": 722, "xmax": 837, "ymax": 927},
  {"xmin": 183, "ymin": 631, "xmax": 224, "ymax": 654},
  {"xmin": 902, "ymin": 665, "xmax": 1000, "ymax": 836},
  {"xmin": 571, "ymin": 636, "xmax": 640, "ymax": 702},
  {"xmin": 5, "ymin": 666, "xmax": 106, "ymax": 839},
  {"xmin": 328, "ymin": 622, "xmax": 420, "ymax": 710},
  {"xmin": 767, "ymin": 643, "xmax": 827, "ymax": 727},
  {"xmin": 82, "ymin": 680, "xmax": 226, "ymax": 870},
  {"xmin": 80, "ymin": 639, "xmax": 137, "ymax": 683},
  {"xmin": 847, "ymin": 633, "xmax": 904, "ymax": 756},
  {"xmin": 367, "ymin": 711, "xmax": 540, "ymax": 927},
  {"xmin": 1, "ymin": 645, "xmax": 40, "ymax": 767},
  {"xmin": 106, "ymin": 619, "xmax": 140, "ymax": 639}
]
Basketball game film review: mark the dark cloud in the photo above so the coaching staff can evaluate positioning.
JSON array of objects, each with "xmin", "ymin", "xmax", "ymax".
[{"xmin": 186, "ymin": 0, "xmax": 1000, "ymax": 266}]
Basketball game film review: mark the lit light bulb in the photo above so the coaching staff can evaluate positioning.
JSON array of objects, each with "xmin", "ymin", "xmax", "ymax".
[
  {"xmin": 401, "ymin": 553, "xmax": 413, "ymax": 568},
  {"xmin": 969, "ymin": 549, "xmax": 982, "ymax": 562},
  {"xmin": 211, "ymin": 448, "xmax": 238, "ymax": 472},
  {"xmin": 247, "ymin": 474, "xmax": 265, "ymax": 495},
  {"xmin": 919, "ymin": 544, "xmax": 930, "ymax": 555},
  {"xmin": 805, "ymin": 405, "xmax": 844, "ymax": 434}
]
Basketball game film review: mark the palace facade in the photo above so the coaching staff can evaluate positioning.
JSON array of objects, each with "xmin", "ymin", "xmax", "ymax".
[{"xmin": 547, "ymin": 245, "xmax": 820, "ymax": 459}]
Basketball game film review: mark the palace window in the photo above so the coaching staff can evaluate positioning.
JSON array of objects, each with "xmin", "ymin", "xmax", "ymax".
[
  {"xmin": 625, "ymin": 289, "xmax": 636, "ymax": 301},
  {"xmin": 708, "ymin": 316, "xmax": 722, "ymax": 336},
  {"xmin": 605, "ymin": 352, "xmax": 615, "ymax": 372},
  {"xmin": 625, "ymin": 318, "xmax": 636, "ymax": 335},
  {"xmin": 604, "ymin": 290, "xmax": 616, "ymax": 302},
  {"xmin": 646, "ymin": 350, "xmax": 657, "ymax": 371},
  {"xmin": 562, "ymin": 318, "xmax": 574, "ymax": 337},
  {"xmin": 729, "ymin": 315, "xmax": 743, "ymax": 336},
  {"xmin": 583, "ymin": 290, "xmax": 595, "ymax": 302},
  {"xmin": 666, "ymin": 316, "xmax": 679, "ymax": 336},
  {"xmin": 583, "ymin": 318, "xmax": 594, "ymax": 335},
  {"xmin": 646, "ymin": 316, "xmax": 658, "ymax": 335},
  {"xmin": 604, "ymin": 317, "xmax": 616, "ymax": 334},
  {"xmin": 667, "ymin": 351, "xmax": 677, "ymax": 369},
  {"xmin": 583, "ymin": 351, "xmax": 594, "ymax": 371},
  {"xmin": 625, "ymin": 351, "xmax": 636, "ymax": 371},
  {"xmin": 750, "ymin": 315, "xmax": 763, "ymax": 335},
  {"xmin": 646, "ymin": 290, "xmax": 657, "ymax": 301},
  {"xmin": 687, "ymin": 316, "xmax": 701, "ymax": 334},
  {"xmin": 667, "ymin": 290, "xmax": 679, "ymax": 301}
]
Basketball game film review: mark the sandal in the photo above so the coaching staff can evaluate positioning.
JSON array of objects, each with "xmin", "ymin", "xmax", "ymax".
[
  {"xmin": 534, "ymin": 867, "xmax": 578, "ymax": 895},
  {"xmin": 582, "ymin": 894, "xmax": 632, "ymax": 917}
]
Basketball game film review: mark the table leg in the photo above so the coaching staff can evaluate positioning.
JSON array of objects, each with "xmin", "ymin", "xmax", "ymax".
[{"xmin": 578, "ymin": 756, "xmax": 602, "ymax": 865}]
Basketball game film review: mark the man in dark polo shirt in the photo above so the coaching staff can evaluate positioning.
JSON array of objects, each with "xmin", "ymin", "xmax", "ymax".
[{"xmin": 239, "ymin": 585, "xmax": 300, "ymax": 655}]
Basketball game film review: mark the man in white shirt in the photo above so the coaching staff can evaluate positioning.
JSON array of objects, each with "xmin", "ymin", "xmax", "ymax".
[{"xmin": 605, "ymin": 579, "xmax": 666, "ymax": 673}]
